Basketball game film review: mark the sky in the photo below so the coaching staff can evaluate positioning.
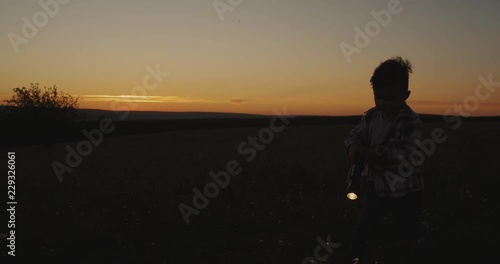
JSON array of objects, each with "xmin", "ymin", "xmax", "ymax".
[{"xmin": 1, "ymin": 0, "xmax": 499, "ymax": 116}]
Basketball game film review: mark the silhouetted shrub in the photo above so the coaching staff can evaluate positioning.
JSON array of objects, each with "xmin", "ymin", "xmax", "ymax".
[
  {"xmin": 1, "ymin": 83, "xmax": 80, "ymax": 146},
  {"xmin": 3, "ymin": 83, "xmax": 79, "ymax": 122}
]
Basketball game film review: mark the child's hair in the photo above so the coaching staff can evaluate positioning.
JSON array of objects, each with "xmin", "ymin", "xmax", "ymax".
[{"xmin": 370, "ymin": 56, "xmax": 413, "ymax": 93}]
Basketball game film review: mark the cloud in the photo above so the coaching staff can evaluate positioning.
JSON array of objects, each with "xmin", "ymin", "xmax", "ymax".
[
  {"xmin": 229, "ymin": 99, "xmax": 246, "ymax": 105},
  {"xmin": 227, "ymin": 97, "xmax": 290, "ymax": 105},
  {"xmin": 409, "ymin": 100, "xmax": 500, "ymax": 107},
  {"xmin": 81, "ymin": 95, "xmax": 218, "ymax": 103}
]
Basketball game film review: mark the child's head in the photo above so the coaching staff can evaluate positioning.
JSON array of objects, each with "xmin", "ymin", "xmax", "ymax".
[{"xmin": 370, "ymin": 56, "xmax": 412, "ymax": 114}]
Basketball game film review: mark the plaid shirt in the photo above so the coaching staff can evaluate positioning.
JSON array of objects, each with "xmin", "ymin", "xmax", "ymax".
[{"xmin": 345, "ymin": 102, "xmax": 424, "ymax": 198}]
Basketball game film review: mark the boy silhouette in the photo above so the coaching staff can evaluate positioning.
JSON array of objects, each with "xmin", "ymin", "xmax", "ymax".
[{"xmin": 344, "ymin": 57, "xmax": 432, "ymax": 264}]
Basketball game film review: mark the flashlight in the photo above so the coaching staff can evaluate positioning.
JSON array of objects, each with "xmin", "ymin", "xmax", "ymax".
[{"xmin": 346, "ymin": 152, "xmax": 365, "ymax": 200}]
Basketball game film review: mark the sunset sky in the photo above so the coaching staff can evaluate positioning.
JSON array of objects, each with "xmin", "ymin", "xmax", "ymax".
[{"xmin": 1, "ymin": 0, "xmax": 499, "ymax": 116}]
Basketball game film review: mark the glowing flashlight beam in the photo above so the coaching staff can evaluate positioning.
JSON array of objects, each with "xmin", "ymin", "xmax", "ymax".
[{"xmin": 347, "ymin": 192, "xmax": 358, "ymax": 200}]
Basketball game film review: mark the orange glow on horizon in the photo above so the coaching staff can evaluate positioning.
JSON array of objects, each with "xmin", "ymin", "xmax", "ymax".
[{"xmin": 1, "ymin": 93, "xmax": 499, "ymax": 116}]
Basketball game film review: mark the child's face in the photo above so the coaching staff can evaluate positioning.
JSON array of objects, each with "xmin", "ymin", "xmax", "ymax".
[{"xmin": 373, "ymin": 84, "xmax": 408, "ymax": 113}]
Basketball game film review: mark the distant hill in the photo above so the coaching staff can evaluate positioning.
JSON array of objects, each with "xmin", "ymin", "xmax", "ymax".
[
  {"xmin": 1, "ymin": 105, "xmax": 498, "ymax": 123},
  {"xmin": 76, "ymin": 108, "xmax": 271, "ymax": 121},
  {"xmin": 2, "ymin": 105, "xmax": 499, "ymax": 123},
  {"xmin": 75, "ymin": 108, "xmax": 500, "ymax": 123},
  {"xmin": 2, "ymin": 105, "xmax": 500, "ymax": 148}
]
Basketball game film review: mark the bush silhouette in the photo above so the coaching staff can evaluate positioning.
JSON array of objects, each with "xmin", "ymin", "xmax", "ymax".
[
  {"xmin": 3, "ymin": 83, "xmax": 79, "ymax": 122},
  {"xmin": 1, "ymin": 83, "xmax": 80, "ymax": 146}
]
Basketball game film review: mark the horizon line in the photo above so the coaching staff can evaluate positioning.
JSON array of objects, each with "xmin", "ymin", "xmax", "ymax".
[{"xmin": 74, "ymin": 107, "xmax": 500, "ymax": 118}]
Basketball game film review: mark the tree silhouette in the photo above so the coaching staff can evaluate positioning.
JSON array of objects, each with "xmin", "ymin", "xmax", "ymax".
[
  {"xmin": 1, "ymin": 83, "xmax": 80, "ymax": 146},
  {"xmin": 3, "ymin": 83, "xmax": 79, "ymax": 122}
]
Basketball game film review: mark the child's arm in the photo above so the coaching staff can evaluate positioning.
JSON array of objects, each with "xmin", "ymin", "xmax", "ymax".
[
  {"xmin": 373, "ymin": 116, "xmax": 422, "ymax": 166},
  {"xmin": 345, "ymin": 114, "xmax": 369, "ymax": 161}
]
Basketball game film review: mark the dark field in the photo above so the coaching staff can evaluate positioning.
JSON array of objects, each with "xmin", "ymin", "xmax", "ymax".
[{"xmin": 3, "ymin": 118, "xmax": 499, "ymax": 263}]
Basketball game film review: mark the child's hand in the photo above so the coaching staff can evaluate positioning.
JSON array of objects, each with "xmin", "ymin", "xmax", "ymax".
[
  {"xmin": 348, "ymin": 145, "xmax": 382, "ymax": 163},
  {"xmin": 348, "ymin": 144, "xmax": 362, "ymax": 162},
  {"xmin": 359, "ymin": 147, "xmax": 381, "ymax": 164}
]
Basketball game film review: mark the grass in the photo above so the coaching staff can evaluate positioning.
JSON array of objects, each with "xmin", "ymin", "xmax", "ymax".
[{"xmin": 5, "ymin": 119, "xmax": 499, "ymax": 263}]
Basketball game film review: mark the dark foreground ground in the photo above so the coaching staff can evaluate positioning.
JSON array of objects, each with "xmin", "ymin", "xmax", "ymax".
[{"xmin": 1, "ymin": 117, "xmax": 499, "ymax": 263}]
